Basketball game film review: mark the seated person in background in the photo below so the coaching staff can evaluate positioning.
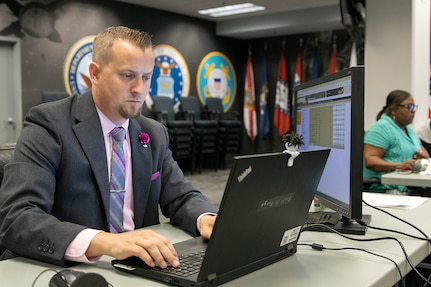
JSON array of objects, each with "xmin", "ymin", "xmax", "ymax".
[
  {"xmin": 416, "ymin": 119, "xmax": 431, "ymax": 156},
  {"xmin": 363, "ymin": 89, "xmax": 429, "ymax": 194},
  {"xmin": 0, "ymin": 26, "xmax": 218, "ymax": 267}
]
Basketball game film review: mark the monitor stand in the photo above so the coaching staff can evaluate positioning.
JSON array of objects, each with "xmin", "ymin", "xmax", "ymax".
[{"xmin": 304, "ymin": 211, "xmax": 372, "ymax": 235}]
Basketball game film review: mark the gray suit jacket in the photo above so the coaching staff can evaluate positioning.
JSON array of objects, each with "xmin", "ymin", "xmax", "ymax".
[{"xmin": 0, "ymin": 92, "xmax": 217, "ymax": 266}]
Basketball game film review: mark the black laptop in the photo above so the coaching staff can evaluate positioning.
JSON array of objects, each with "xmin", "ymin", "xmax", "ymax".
[{"xmin": 112, "ymin": 149, "xmax": 330, "ymax": 287}]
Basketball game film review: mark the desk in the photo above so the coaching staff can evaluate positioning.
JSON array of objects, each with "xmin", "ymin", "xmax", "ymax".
[
  {"xmin": 1, "ymin": 199, "xmax": 431, "ymax": 287},
  {"xmin": 382, "ymin": 172, "xmax": 431, "ymax": 187}
]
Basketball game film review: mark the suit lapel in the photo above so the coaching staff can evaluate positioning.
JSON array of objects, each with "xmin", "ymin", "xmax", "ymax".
[
  {"xmin": 129, "ymin": 119, "xmax": 152, "ymax": 228},
  {"xmin": 72, "ymin": 93, "xmax": 111, "ymax": 224},
  {"xmin": 71, "ymin": 92, "xmax": 153, "ymax": 229}
]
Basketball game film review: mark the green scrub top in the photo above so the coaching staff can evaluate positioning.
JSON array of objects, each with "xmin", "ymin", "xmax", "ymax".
[{"xmin": 363, "ymin": 114, "xmax": 421, "ymax": 192}]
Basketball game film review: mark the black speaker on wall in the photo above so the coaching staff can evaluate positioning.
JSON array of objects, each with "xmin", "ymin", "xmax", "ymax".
[{"xmin": 339, "ymin": 0, "xmax": 366, "ymax": 31}]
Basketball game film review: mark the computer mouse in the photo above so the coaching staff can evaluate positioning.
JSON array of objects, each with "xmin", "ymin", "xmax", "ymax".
[
  {"xmin": 49, "ymin": 269, "xmax": 109, "ymax": 287},
  {"xmin": 49, "ymin": 269, "xmax": 85, "ymax": 287}
]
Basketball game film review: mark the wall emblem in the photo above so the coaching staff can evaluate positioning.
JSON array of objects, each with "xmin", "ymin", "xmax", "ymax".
[
  {"xmin": 197, "ymin": 51, "xmax": 236, "ymax": 112},
  {"xmin": 148, "ymin": 44, "xmax": 190, "ymax": 108},
  {"xmin": 63, "ymin": 35, "xmax": 95, "ymax": 95}
]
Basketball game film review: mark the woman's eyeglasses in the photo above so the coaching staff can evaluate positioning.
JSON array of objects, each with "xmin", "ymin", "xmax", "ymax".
[{"xmin": 398, "ymin": 104, "xmax": 418, "ymax": 112}]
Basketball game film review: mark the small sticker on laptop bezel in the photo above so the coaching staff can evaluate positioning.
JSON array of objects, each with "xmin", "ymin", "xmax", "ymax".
[{"xmin": 280, "ymin": 226, "xmax": 301, "ymax": 246}]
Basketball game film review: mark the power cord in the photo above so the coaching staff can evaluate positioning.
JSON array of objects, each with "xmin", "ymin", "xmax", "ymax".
[
  {"xmin": 302, "ymin": 198, "xmax": 431, "ymax": 286},
  {"xmin": 298, "ymin": 242, "xmax": 404, "ymax": 287},
  {"xmin": 361, "ymin": 198, "xmax": 431, "ymax": 287},
  {"xmin": 425, "ymin": 271, "xmax": 431, "ymax": 287},
  {"xmin": 361, "ymin": 199, "xmax": 430, "ymax": 241},
  {"xmin": 301, "ymin": 223, "xmax": 431, "ymax": 286},
  {"xmin": 31, "ymin": 269, "xmax": 58, "ymax": 287}
]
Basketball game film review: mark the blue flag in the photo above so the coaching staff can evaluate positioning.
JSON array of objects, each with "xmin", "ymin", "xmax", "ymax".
[
  {"xmin": 259, "ymin": 53, "xmax": 270, "ymax": 138},
  {"xmin": 310, "ymin": 43, "xmax": 320, "ymax": 80}
]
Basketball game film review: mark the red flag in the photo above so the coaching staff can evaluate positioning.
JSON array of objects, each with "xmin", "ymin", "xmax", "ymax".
[
  {"xmin": 274, "ymin": 48, "xmax": 291, "ymax": 136},
  {"xmin": 244, "ymin": 52, "xmax": 257, "ymax": 142},
  {"xmin": 329, "ymin": 42, "xmax": 337, "ymax": 74},
  {"xmin": 294, "ymin": 40, "xmax": 303, "ymax": 86}
]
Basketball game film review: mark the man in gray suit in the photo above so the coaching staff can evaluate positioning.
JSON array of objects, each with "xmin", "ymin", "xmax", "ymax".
[{"xmin": 0, "ymin": 26, "xmax": 218, "ymax": 268}]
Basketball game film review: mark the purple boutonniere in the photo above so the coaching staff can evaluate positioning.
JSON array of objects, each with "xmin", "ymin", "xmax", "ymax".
[{"xmin": 139, "ymin": 132, "xmax": 150, "ymax": 147}]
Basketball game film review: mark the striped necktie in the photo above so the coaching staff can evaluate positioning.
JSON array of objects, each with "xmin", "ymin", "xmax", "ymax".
[{"xmin": 109, "ymin": 127, "xmax": 126, "ymax": 233}]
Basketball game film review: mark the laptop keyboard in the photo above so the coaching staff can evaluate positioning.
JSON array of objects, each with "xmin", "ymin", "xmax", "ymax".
[{"xmin": 157, "ymin": 250, "xmax": 205, "ymax": 277}]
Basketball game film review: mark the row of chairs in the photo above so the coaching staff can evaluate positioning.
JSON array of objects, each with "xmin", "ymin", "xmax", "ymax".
[{"xmin": 144, "ymin": 96, "xmax": 242, "ymax": 173}]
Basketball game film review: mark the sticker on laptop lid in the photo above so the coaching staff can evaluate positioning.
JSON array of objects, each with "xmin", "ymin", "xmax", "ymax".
[{"xmin": 280, "ymin": 226, "xmax": 301, "ymax": 247}]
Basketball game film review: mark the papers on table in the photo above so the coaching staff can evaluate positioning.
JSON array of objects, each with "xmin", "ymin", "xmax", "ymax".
[
  {"xmin": 363, "ymin": 192, "xmax": 427, "ymax": 210},
  {"xmin": 424, "ymin": 161, "xmax": 431, "ymax": 175}
]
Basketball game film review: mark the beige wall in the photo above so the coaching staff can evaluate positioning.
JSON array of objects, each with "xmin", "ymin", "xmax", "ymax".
[{"xmin": 364, "ymin": 0, "xmax": 430, "ymax": 130}]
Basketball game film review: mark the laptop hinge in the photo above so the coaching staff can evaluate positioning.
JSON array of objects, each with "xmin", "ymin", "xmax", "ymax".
[{"xmin": 208, "ymin": 273, "xmax": 217, "ymax": 281}]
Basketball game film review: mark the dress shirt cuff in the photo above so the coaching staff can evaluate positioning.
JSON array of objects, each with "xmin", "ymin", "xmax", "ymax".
[
  {"xmin": 196, "ymin": 212, "xmax": 217, "ymax": 234},
  {"xmin": 65, "ymin": 229, "xmax": 103, "ymax": 263}
]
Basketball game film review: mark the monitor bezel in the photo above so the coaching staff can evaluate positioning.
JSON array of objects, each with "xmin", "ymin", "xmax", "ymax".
[{"xmin": 293, "ymin": 66, "xmax": 365, "ymax": 221}]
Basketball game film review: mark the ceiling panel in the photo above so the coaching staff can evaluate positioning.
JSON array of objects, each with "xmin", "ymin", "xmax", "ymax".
[{"xmin": 113, "ymin": 0, "xmax": 343, "ymax": 39}]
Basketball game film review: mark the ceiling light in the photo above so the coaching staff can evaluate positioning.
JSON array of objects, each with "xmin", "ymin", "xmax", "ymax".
[{"xmin": 198, "ymin": 3, "xmax": 265, "ymax": 17}]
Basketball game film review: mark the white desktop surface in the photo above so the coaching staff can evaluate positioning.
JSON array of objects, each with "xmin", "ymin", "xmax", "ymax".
[
  {"xmin": 1, "ymin": 199, "xmax": 431, "ymax": 287},
  {"xmin": 381, "ymin": 171, "xmax": 431, "ymax": 187}
]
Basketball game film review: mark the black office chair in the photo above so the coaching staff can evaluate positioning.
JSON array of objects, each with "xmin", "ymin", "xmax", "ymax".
[
  {"xmin": 180, "ymin": 97, "xmax": 219, "ymax": 173},
  {"xmin": 0, "ymin": 143, "xmax": 15, "ymax": 185},
  {"xmin": 362, "ymin": 129, "xmax": 381, "ymax": 192},
  {"xmin": 205, "ymin": 97, "xmax": 242, "ymax": 169},
  {"xmin": 141, "ymin": 103, "xmax": 151, "ymax": 118},
  {"xmin": 41, "ymin": 91, "xmax": 69, "ymax": 103},
  {"xmin": 151, "ymin": 96, "xmax": 195, "ymax": 171},
  {"xmin": 362, "ymin": 177, "xmax": 381, "ymax": 192}
]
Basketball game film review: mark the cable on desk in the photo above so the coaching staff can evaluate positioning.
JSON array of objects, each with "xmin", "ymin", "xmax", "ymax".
[
  {"xmin": 425, "ymin": 273, "xmax": 431, "ymax": 287},
  {"xmin": 362, "ymin": 199, "xmax": 430, "ymax": 240},
  {"xmin": 301, "ymin": 223, "xmax": 431, "ymax": 286},
  {"xmin": 298, "ymin": 242, "xmax": 404, "ymax": 287},
  {"xmin": 356, "ymin": 219, "xmax": 431, "ymax": 242},
  {"xmin": 361, "ymin": 199, "xmax": 431, "ymax": 287},
  {"xmin": 31, "ymin": 268, "xmax": 58, "ymax": 287}
]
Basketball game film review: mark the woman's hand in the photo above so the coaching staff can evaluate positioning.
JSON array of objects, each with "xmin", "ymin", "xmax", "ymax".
[
  {"xmin": 364, "ymin": 143, "xmax": 415, "ymax": 172},
  {"xmin": 413, "ymin": 148, "xmax": 430, "ymax": 159},
  {"xmin": 396, "ymin": 158, "xmax": 416, "ymax": 171}
]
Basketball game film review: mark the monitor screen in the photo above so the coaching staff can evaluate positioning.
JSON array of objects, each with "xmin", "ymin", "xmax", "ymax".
[{"xmin": 294, "ymin": 66, "xmax": 370, "ymax": 235}]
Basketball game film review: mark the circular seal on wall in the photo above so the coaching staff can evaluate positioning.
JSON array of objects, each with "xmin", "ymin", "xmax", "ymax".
[
  {"xmin": 63, "ymin": 35, "xmax": 95, "ymax": 95},
  {"xmin": 148, "ymin": 44, "xmax": 190, "ymax": 109},
  {"xmin": 196, "ymin": 51, "xmax": 236, "ymax": 112}
]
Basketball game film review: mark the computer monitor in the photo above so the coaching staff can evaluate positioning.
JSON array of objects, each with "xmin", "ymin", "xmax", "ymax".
[{"xmin": 294, "ymin": 66, "xmax": 371, "ymax": 235}]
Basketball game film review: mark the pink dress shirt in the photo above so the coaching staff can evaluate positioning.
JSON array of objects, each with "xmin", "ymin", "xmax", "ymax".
[
  {"xmin": 64, "ymin": 109, "xmax": 213, "ymax": 262},
  {"xmin": 65, "ymin": 109, "xmax": 134, "ymax": 262}
]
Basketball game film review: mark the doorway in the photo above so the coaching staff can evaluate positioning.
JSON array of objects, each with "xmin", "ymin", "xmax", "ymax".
[{"xmin": 0, "ymin": 36, "xmax": 22, "ymax": 144}]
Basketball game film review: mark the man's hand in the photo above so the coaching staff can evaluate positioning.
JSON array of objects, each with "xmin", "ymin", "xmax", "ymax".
[
  {"xmin": 199, "ymin": 214, "xmax": 217, "ymax": 239},
  {"xmin": 86, "ymin": 229, "xmax": 179, "ymax": 268}
]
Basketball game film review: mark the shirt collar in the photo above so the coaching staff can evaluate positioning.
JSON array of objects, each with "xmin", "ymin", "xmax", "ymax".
[{"xmin": 96, "ymin": 107, "xmax": 129, "ymax": 137}]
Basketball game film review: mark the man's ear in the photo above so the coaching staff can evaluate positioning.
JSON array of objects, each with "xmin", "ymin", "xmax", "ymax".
[{"xmin": 88, "ymin": 62, "xmax": 100, "ymax": 83}]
